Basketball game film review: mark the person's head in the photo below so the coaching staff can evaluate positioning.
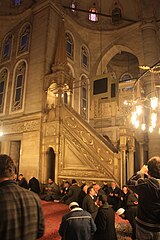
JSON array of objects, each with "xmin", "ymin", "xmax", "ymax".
[
  {"xmin": 116, "ymin": 208, "xmax": 125, "ymax": 218},
  {"xmin": 147, "ymin": 156, "xmax": 160, "ymax": 179},
  {"xmin": 18, "ymin": 174, "xmax": 23, "ymax": 180},
  {"xmin": 98, "ymin": 194, "xmax": 108, "ymax": 206},
  {"xmin": 93, "ymin": 184, "xmax": 100, "ymax": 194},
  {"xmin": 87, "ymin": 186, "xmax": 95, "ymax": 196},
  {"xmin": 111, "ymin": 181, "xmax": 117, "ymax": 188},
  {"xmin": 122, "ymin": 185, "xmax": 129, "ymax": 194},
  {"xmin": 0, "ymin": 154, "xmax": 16, "ymax": 181},
  {"xmin": 81, "ymin": 184, "xmax": 88, "ymax": 194},
  {"xmin": 69, "ymin": 202, "xmax": 79, "ymax": 210},
  {"xmin": 64, "ymin": 181, "xmax": 70, "ymax": 188},
  {"xmin": 72, "ymin": 179, "xmax": 77, "ymax": 185},
  {"xmin": 48, "ymin": 178, "xmax": 53, "ymax": 184}
]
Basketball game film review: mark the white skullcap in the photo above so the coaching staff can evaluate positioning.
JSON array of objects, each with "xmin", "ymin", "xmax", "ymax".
[
  {"xmin": 116, "ymin": 208, "xmax": 125, "ymax": 216},
  {"xmin": 69, "ymin": 202, "xmax": 79, "ymax": 209}
]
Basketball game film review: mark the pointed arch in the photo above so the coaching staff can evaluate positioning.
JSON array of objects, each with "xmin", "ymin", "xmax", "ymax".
[
  {"xmin": 1, "ymin": 33, "xmax": 13, "ymax": 62},
  {"xmin": 17, "ymin": 22, "xmax": 31, "ymax": 55},
  {"xmin": 96, "ymin": 45, "xmax": 137, "ymax": 75},
  {"xmin": 0, "ymin": 67, "xmax": 9, "ymax": 115},
  {"xmin": 81, "ymin": 44, "xmax": 90, "ymax": 70},
  {"xmin": 79, "ymin": 74, "xmax": 89, "ymax": 121},
  {"xmin": 10, "ymin": 60, "xmax": 27, "ymax": 113},
  {"xmin": 65, "ymin": 31, "xmax": 74, "ymax": 60}
]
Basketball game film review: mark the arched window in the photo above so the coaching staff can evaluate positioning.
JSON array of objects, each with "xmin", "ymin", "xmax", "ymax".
[
  {"xmin": 70, "ymin": 1, "xmax": 77, "ymax": 13},
  {"xmin": 120, "ymin": 73, "xmax": 133, "ymax": 82},
  {"xmin": 112, "ymin": 5, "xmax": 122, "ymax": 24},
  {"xmin": 80, "ymin": 75, "xmax": 88, "ymax": 120},
  {"xmin": 13, "ymin": 0, "xmax": 21, "ymax": 6},
  {"xmin": 1, "ymin": 34, "xmax": 12, "ymax": 61},
  {"xmin": 81, "ymin": 46, "xmax": 89, "ymax": 69},
  {"xmin": 65, "ymin": 32, "xmax": 74, "ymax": 59},
  {"xmin": 17, "ymin": 23, "xmax": 31, "ymax": 54},
  {"xmin": 120, "ymin": 73, "xmax": 133, "ymax": 92},
  {"xmin": 11, "ymin": 61, "xmax": 26, "ymax": 112},
  {"xmin": 0, "ymin": 68, "xmax": 8, "ymax": 114},
  {"xmin": 89, "ymin": 7, "xmax": 98, "ymax": 22}
]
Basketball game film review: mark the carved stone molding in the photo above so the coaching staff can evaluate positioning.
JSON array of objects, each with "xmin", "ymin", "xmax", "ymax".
[{"xmin": 3, "ymin": 119, "xmax": 40, "ymax": 134}]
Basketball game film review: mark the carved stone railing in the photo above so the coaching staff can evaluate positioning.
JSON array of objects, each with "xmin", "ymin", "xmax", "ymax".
[{"xmin": 58, "ymin": 105, "xmax": 121, "ymax": 184}]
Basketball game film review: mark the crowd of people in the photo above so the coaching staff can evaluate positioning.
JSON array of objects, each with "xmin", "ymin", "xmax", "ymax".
[{"xmin": 0, "ymin": 153, "xmax": 159, "ymax": 240}]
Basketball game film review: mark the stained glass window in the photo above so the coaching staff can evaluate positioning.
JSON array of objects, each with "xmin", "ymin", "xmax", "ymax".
[
  {"xmin": 89, "ymin": 8, "xmax": 98, "ymax": 22},
  {"xmin": 13, "ymin": 0, "xmax": 21, "ymax": 6}
]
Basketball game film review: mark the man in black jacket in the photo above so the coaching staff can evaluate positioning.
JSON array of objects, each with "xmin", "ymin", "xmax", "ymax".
[
  {"xmin": 94, "ymin": 195, "xmax": 117, "ymax": 240},
  {"xmin": 127, "ymin": 156, "xmax": 160, "ymax": 240},
  {"xmin": 59, "ymin": 201, "xmax": 96, "ymax": 240}
]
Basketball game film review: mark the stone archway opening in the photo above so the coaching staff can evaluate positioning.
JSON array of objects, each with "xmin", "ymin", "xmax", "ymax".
[{"xmin": 46, "ymin": 147, "xmax": 56, "ymax": 181}]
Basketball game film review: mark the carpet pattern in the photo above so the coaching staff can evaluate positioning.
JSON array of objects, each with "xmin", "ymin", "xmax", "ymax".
[{"xmin": 40, "ymin": 201, "xmax": 132, "ymax": 240}]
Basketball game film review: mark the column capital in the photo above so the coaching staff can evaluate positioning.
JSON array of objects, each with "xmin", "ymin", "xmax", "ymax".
[{"xmin": 140, "ymin": 18, "xmax": 157, "ymax": 32}]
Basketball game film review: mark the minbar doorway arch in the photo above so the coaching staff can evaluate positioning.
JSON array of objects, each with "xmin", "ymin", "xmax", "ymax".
[{"xmin": 46, "ymin": 147, "xmax": 56, "ymax": 182}]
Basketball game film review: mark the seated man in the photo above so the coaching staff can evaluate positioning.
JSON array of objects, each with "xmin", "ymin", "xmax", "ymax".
[
  {"xmin": 18, "ymin": 174, "xmax": 28, "ymax": 189},
  {"xmin": 41, "ymin": 178, "xmax": 60, "ymax": 201},
  {"xmin": 28, "ymin": 176, "xmax": 41, "ymax": 195},
  {"xmin": 59, "ymin": 202, "xmax": 96, "ymax": 240},
  {"xmin": 65, "ymin": 179, "xmax": 81, "ymax": 205}
]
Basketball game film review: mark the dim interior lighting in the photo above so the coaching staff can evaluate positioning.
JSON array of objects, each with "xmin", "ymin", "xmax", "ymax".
[
  {"xmin": 124, "ymin": 61, "xmax": 160, "ymax": 133},
  {"xmin": 141, "ymin": 123, "xmax": 146, "ymax": 131},
  {"xmin": 0, "ymin": 131, "xmax": 3, "ymax": 137}
]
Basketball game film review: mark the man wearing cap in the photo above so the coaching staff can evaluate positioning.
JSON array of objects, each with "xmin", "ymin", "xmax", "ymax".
[
  {"xmin": 59, "ymin": 201, "xmax": 96, "ymax": 240},
  {"xmin": 127, "ymin": 156, "xmax": 160, "ymax": 240}
]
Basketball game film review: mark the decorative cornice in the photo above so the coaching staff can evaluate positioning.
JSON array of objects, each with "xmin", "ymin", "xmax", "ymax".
[{"xmin": 3, "ymin": 119, "xmax": 40, "ymax": 135}]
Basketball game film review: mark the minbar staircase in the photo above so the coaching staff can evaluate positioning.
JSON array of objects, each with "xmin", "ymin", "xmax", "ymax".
[{"xmin": 58, "ymin": 105, "xmax": 121, "ymax": 185}]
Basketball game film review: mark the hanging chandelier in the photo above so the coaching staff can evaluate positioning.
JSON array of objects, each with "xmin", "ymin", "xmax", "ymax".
[{"xmin": 124, "ymin": 61, "xmax": 160, "ymax": 134}]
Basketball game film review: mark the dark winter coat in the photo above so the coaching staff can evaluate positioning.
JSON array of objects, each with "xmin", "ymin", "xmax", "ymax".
[
  {"xmin": 59, "ymin": 208, "xmax": 96, "ymax": 240},
  {"xmin": 82, "ymin": 194, "xmax": 98, "ymax": 220},
  {"xmin": 94, "ymin": 202, "xmax": 117, "ymax": 240},
  {"xmin": 128, "ymin": 173, "xmax": 160, "ymax": 232}
]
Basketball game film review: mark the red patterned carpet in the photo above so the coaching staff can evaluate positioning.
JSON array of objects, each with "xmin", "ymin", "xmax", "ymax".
[
  {"xmin": 40, "ymin": 201, "xmax": 69, "ymax": 240},
  {"xmin": 40, "ymin": 201, "xmax": 132, "ymax": 240}
]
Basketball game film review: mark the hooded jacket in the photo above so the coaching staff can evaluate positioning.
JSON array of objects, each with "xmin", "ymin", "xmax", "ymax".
[
  {"xmin": 59, "ymin": 207, "xmax": 96, "ymax": 240},
  {"xmin": 127, "ymin": 173, "xmax": 160, "ymax": 232}
]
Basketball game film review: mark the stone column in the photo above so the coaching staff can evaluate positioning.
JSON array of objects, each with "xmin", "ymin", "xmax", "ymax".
[
  {"xmin": 119, "ymin": 129, "xmax": 127, "ymax": 185},
  {"xmin": 127, "ymin": 135, "xmax": 135, "ymax": 178},
  {"xmin": 141, "ymin": 20, "xmax": 160, "ymax": 158}
]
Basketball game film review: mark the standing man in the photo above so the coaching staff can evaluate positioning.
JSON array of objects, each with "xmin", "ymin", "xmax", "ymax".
[
  {"xmin": 127, "ymin": 156, "xmax": 160, "ymax": 240},
  {"xmin": 82, "ymin": 186, "xmax": 99, "ymax": 220},
  {"xmin": 59, "ymin": 201, "xmax": 96, "ymax": 240},
  {"xmin": 0, "ymin": 154, "xmax": 44, "ymax": 240},
  {"xmin": 94, "ymin": 195, "xmax": 117, "ymax": 240}
]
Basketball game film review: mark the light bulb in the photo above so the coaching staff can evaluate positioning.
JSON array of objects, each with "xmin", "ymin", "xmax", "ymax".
[
  {"xmin": 136, "ymin": 105, "xmax": 142, "ymax": 116},
  {"xmin": 150, "ymin": 97, "xmax": 158, "ymax": 110},
  {"xmin": 141, "ymin": 124, "xmax": 146, "ymax": 131},
  {"xmin": 131, "ymin": 112, "xmax": 137, "ymax": 125},
  {"xmin": 0, "ymin": 131, "xmax": 3, "ymax": 137},
  {"xmin": 135, "ymin": 120, "xmax": 139, "ymax": 129},
  {"xmin": 149, "ymin": 126, "xmax": 153, "ymax": 133},
  {"xmin": 151, "ymin": 112, "xmax": 157, "ymax": 128}
]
